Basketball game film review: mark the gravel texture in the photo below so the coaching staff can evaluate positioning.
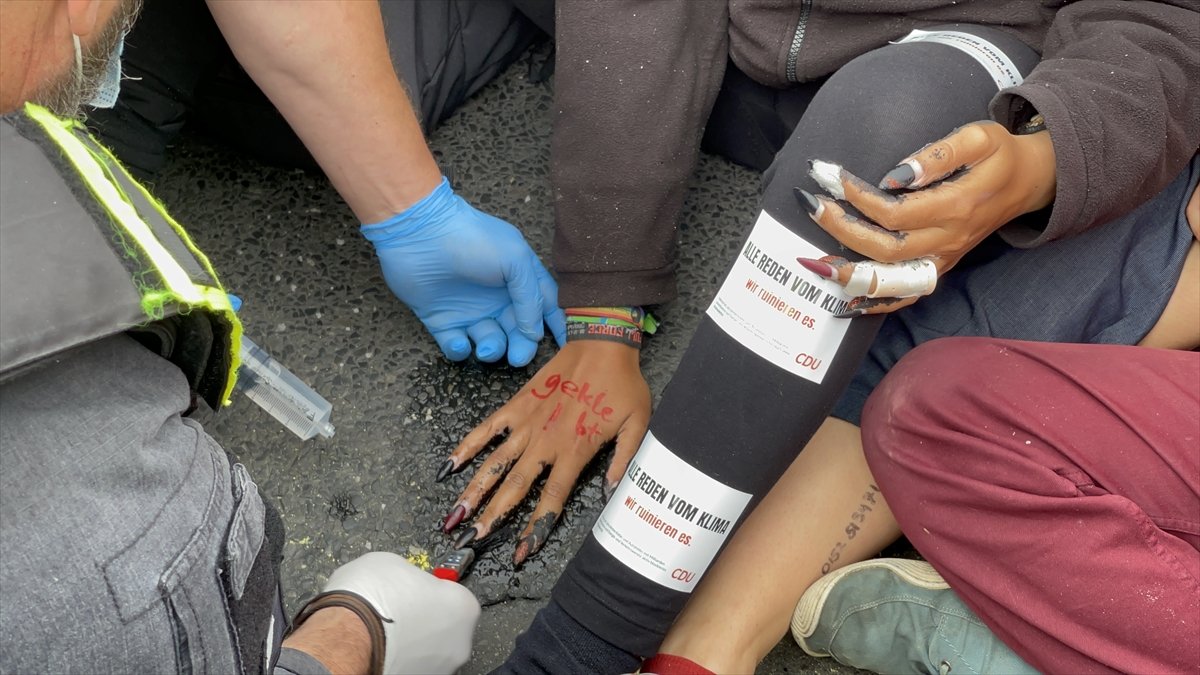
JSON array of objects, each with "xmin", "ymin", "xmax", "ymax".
[{"xmin": 151, "ymin": 52, "xmax": 867, "ymax": 675}]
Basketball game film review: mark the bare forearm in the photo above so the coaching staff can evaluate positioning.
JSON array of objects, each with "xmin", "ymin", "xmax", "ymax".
[{"xmin": 205, "ymin": 0, "xmax": 440, "ymax": 223}]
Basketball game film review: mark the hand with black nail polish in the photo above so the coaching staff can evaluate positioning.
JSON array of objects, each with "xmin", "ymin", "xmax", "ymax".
[
  {"xmin": 796, "ymin": 121, "xmax": 1057, "ymax": 315},
  {"xmin": 435, "ymin": 340, "xmax": 651, "ymax": 565}
]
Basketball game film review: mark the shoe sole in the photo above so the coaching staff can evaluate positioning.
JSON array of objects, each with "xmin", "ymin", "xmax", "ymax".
[{"xmin": 791, "ymin": 558, "xmax": 950, "ymax": 658}]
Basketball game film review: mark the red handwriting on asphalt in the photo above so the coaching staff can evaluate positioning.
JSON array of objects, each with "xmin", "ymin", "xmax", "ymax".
[{"xmin": 530, "ymin": 374, "xmax": 614, "ymax": 442}]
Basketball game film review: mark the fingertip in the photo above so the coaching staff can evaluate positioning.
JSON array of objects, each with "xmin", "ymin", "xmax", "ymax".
[
  {"xmin": 467, "ymin": 319, "xmax": 507, "ymax": 363},
  {"xmin": 434, "ymin": 330, "xmax": 472, "ymax": 361},
  {"xmin": 808, "ymin": 159, "xmax": 847, "ymax": 201},
  {"xmin": 475, "ymin": 337, "xmax": 505, "ymax": 363},
  {"xmin": 878, "ymin": 162, "xmax": 917, "ymax": 190},
  {"xmin": 506, "ymin": 334, "xmax": 537, "ymax": 368}
]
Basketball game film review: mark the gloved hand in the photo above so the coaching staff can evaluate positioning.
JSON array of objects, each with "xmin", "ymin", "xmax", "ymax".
[
  {"xmin": 361, "ymin": 177, "xmax": 566, "ymax": 366},
  {"xmin": 316, "ymin": 552, "xmax": 481, "ymax": 674}
]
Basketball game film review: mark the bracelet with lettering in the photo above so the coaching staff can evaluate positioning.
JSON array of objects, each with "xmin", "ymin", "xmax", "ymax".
[{"xmin": 565, "ymin": 319, "xmax": 644, "ymax": 349}]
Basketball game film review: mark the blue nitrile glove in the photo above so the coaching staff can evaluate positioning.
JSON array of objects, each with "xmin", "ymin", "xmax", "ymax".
[{"xmin": 361, "ymin": 177, "xmax": 566, "ymax": 367}]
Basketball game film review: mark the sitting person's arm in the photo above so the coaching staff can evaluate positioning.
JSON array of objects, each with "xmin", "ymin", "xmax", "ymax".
[
  {"xmin": 437, "ymin": 0, "xmax": 730, "ymax": 564},
  {"xmin": 206, "ymin": 0, "xmax": 564, "ymax": 366}
]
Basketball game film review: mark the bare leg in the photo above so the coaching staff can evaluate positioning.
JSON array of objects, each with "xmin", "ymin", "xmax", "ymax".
[{"xmin": 658, "ymin": 418, "xmax": 900, "ymax": 673}]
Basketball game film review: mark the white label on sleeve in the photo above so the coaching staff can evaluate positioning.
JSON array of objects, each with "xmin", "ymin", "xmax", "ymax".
[
  {"xmin": 892, "ymin": 30, "xmax": 1024, "ymax": 90},
  {"xmin": 592, "ymin": 433, "xmax": 752, "ymax": 592},
  {"xmin": 705, "ymin": 210, "xmax": 854, "ymax": 385}
]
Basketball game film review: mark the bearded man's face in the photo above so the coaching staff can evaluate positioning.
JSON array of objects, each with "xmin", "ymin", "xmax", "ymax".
[{"xmin": 31, "ymin": 0, "xmax": 142, "ymax": 118}]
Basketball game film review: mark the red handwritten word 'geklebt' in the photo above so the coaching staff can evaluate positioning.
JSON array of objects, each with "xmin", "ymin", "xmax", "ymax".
[{"xmin": 529, "ymin": 373, "xmax": 615, "ymax": 442}]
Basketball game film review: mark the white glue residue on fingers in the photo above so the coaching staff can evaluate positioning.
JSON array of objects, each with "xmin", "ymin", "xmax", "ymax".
[{"xmin": 808, "ymin": 160, "xmax": 846, "ymax": 200}]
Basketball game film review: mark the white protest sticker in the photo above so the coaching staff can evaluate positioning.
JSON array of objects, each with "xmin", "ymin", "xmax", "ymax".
[
  {"xmin": 593, "ymin": 433, "xmax": 752, "ymax": 592},
  {"xmin": 705, "ymin": 210, "xmax": 854, "ymax": 385},
  {"xmin": 892, "ymin": 30, "xmax": 1023, "ymax": 90}
]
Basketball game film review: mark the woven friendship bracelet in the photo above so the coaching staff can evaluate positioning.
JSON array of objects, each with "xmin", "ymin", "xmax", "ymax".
[
  {"xmin": 565, "ymin": 306, "xmax": 659, "ymax": 333},
  {"xmin": 564, "ymin": 306, "xmax": 658, "ymax": 349},
  {"xmin": 566, "ymin": 314, "xmax": 640, "ymax": 330},
  {"xmin": 565, "ymin": 319, "xmax": 644, "ymax": 348}
]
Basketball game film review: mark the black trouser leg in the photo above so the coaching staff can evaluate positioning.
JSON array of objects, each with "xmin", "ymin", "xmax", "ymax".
[
  {"xmin": 86, "ymin": 0, "xmax": 227, "ymax": 178},
  {"xmin": 90, "ymin": 0, "xmax": 541, "ymax": 176},
  {"xmin": 542, "ymin": 25, "xmax": 1041, "ymax": 662}
]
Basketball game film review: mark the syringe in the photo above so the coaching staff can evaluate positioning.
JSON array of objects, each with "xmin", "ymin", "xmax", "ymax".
[{"xmin": 236, "ymin": 335, "xmax": 335, "ymax": 440}]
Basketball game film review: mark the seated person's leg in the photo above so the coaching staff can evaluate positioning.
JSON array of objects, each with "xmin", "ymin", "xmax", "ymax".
[
  {"xmin": 830, "ymin": 152, "xmax": 1200, "ymax": 429},
  {"xmin": 85, "ymin": 0, "xmax": 227, "ymax": 178},
  {"xmin": 89, "ymin": 0, "xmax": 541, "ymax": 176},
  {"xmin": 499, "ymin": 25, "xmax": 1041, "ymax": 673},
  {"xmin": 862, "ymin": 337, "xmax": 1200, "ymax": 674},
  {"xmin": 378, "ymin": 0, "xmax": 543, "ymax": 132},
  {"xmin": 649, "ymin": 144, "xmax": 1199, "ymax": 675},
  {"xmin": 197, "ymin": 0, "xmax": 543, "ymax": 169},
  {"xmin": 658, "ymin": 418, "xmax": 899, "ymax": 674},
  {"xmin": 0, "ymin": 336, "xmax": 269, "ymax": 672}
]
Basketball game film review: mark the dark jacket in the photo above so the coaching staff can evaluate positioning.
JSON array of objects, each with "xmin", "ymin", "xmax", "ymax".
[{"xmin": 550, "ymin": 0, "xmax": 1200, "ymax": 306}]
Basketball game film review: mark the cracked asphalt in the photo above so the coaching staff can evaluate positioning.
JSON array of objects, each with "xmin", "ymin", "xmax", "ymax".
[{"xmin": 150, "ymin": 54, "xmax": 865, "ymax": 674}]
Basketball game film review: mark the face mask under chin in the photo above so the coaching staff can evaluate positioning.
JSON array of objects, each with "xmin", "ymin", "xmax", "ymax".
[{"xmin": 72, "ymin": 31, "xmax": 126, "ymax": 110}]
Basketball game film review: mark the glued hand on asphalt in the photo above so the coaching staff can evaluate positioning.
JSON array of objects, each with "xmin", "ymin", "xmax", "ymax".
[
  {"xmin": 436, "ymin": 340, "xmax": 651, "ymax": 565},
  {"xmin": 797, "ymin": 121, "xmax": 1057, "ymax": 315}
]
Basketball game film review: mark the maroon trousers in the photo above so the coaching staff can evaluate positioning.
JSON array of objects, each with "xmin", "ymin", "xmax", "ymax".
[{"xmin": 862, "ymin": 338, "xmax": 1200, "ymax": 674}]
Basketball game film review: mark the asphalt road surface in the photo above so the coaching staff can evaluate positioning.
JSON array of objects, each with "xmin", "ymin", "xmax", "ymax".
[{"xmin": 152, "ymin": 52, "xmax": 869, "ymax": 675}]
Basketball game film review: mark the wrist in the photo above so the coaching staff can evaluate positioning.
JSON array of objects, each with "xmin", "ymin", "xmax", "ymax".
[
  {"xmin": 346, "ymin": 156, "xmax": 443, "ymax": 225},
  {"xmin": 561, "ymin": 338, "xmax": 642, "ymax": 365},
  {"xmin": 1013, "ymin": 128, "xmax": 1056, "ymax": 214},
  {"xmin": 360, "ymin": 176, "xmax": 455, "ymax": 242},
  {"xmin": 283, "ymin": 606, "xmax": 374, "ymax": 675}
]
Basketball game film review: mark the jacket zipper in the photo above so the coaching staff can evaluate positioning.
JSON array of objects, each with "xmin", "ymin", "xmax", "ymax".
[{"xmin": 786, "ymin": 0, "xmax": 814, "ymax": 82}]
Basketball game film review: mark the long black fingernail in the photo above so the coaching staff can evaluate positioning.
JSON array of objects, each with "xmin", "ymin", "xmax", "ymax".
[
  {"xmin": 833, "ymin": 308, "xmax": 865, "ymax": 319},
  {"xmin": 794, "ymin": 188, "xmax": 821, "ymax": 215},
  {"xmin": 435, "ymin": 459, "xmax": 455, "ymax": 483},
  {"xmin": 453, "ymin": 526, "xmax": 478, "ymax": 549},
  {"xmin": 879, "ymin": 164, "xmax": 915, "ymax": 190}
]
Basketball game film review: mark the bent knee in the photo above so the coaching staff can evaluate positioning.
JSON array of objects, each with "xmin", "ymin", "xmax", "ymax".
[{"xmin": 861, "ymin": 337, "xmax": 1011, "ymax": 469}]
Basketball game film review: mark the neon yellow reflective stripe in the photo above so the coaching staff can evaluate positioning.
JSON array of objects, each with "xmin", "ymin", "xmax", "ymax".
[
  {"xmin": 25, "ymin": 103, "xmax": 243, "ymax": 406},
  {"xmin": 72, "ymin": 125, "xmax": 229, "ymax": 293},
  {"xmin": 25, "ymin": 104, "xmax": 202, "ymax": 305}
]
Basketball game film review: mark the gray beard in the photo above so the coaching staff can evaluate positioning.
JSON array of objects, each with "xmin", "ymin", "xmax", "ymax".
[{"xmin": 31, "ymin": 0, "xmax": 142, "ymax": 119}]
